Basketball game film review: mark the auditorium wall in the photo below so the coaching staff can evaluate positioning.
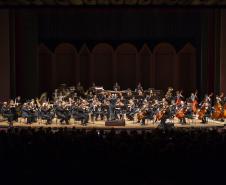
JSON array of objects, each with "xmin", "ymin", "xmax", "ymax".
[
  {"xmin": 35, "ymin": 8, "xmax": 202, "ymax": 96},
  {"xmin": 7, "ymin": 8, "xmax": 222, "ymax": 98}
]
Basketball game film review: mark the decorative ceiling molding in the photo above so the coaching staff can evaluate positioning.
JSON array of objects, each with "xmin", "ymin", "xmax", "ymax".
[{"xmin": 0, "ymin": 0, "xmax": 226, "ymax": 6}]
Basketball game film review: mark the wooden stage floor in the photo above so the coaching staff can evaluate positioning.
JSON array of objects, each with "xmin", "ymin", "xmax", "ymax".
[{"xmin": 0, "ymin": 118, "xmax": 225, "ymax": 130}]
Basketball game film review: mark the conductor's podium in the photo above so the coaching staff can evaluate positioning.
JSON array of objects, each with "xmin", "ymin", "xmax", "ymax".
[{"xmin": 105, "ymin": 119, "xmax": 125, "ymax": 126}]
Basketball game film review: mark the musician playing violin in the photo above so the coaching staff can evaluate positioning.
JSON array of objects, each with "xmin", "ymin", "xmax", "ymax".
[
  {"xmin": 1, "ymin": 101, "xmax": 16, "ymax": 126},
  {"xmin": 55, "ymin": 102, "xmax": 70, "ymax": 125},
  {"xmin": 21, "ymin": 101, "xmax": 38, "ymax": 124},
  {"xmin": 39, "ymin": 103, "xmax": 54, "ymax": 124}
]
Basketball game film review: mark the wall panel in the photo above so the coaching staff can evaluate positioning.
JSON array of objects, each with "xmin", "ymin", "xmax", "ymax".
[
  {"xmin": 54, "ymin": 43, "xmax": 78, "ymax": 87},
  {"xmin": 37, "ymin": 42, "xmax": 198, "ymax": 92},
  {"xmin": 154, "ymin": 43, "xmax": 177, "ymax": 91},
  {"xmin": 38, "ymin": 44, "xmax": 53, "ymax": 95},
  {"xmin": 79, "ymin": 45, "xmax": 91, "ymax": 89},
  {"xmin": 139, "ymin": 44, "xmax": 153, "ymax": 89},
  {"xmin": 92, "ymin": 43, "xmax": 113, "ymax": 89},
  {"xmin": 177, "ymin": 43, "xmax": 196, "ymax": 94},
  {"xmin": 115, "ymin": 43, "xmax": 137, "ymax": 89}
]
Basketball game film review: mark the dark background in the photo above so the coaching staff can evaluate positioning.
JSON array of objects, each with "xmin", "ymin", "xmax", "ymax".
[{"xmin": 0, "ymin": 7, "xmax": 226, "ymax": 100}]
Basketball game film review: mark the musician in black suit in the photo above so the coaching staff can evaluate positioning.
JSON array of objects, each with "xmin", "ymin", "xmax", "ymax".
[
  {"xmin": 76, "ymin": 82, "xmax": 84, "ymax": 95},
  {"xmin": 88, "ymin": 82, "xmax": 96, "ymax": 94},
  {"xmin": 113, "ymin": 82, "xmax": 120, "ymax": 91},
  {"xmin": 109, "ymin": 94, "xmax": 117, "ymax": 120},
  {"xmin": 70, "ymin": 102, "xmax": 89, "ymax": 125},
  {"xmin": 1, "ymin": 102, "xmax": 15, "ymax": 127},
  {"xmin": 135, "ymin": 82, "xmax": 143, "ymax": 93},
  {"xmin": 15, "ymin": 96, "xmax": 22, "ymax": 105},
  {"xmin": 21, "ymin": 103, "xmax": 37, "ymax": 124},
  {"xmin": 73, "ymin": 107, "xmax": 89, "ymax": 126},
  {"xmin": 40, "ymin": 104, "xmax": 54, "ymax": 124},
  {"xmin": 55, "ymin": 103, "xmax": 70, "ymax": 124}
]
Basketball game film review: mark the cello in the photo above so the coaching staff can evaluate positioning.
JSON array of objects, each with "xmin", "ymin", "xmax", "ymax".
[
  {"xmin": 137, "ymin": 109, "xmax": 147, "ymax": 123},
  {"xmin": 155, "ymin": 105, "xmax": 168, "ymax": 122},
  {"xmin": 137, "ymin": 103, "xmax": 148, "ymax": 124}
]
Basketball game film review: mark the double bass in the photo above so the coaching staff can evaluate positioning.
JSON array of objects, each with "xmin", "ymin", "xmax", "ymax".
[
  {"xmin": 223, "ymin": 101, "xmax": 226, "ymax": 119},
  {"xmin": 212, "ymin": 93, "xmax": 224, "ymax": 120},
  {"xmin": 198, "ymin": 93, "xmax": 213, "ymax": 120},
  {"xmin": 212, "ymin": 103, "xmax": 222, "ymax": 120},
  {"xmin": 175, "ymin": 91, "xmax": 183, "ymax": 105},
  {"xmin": 191, "ymin": 91, "xmax": 198, "ymax": 114}
]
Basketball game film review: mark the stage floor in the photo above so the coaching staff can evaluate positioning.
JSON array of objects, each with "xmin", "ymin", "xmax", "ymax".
[{"xmin": 0, "ymin": 118, "xmax": 225, "ymax": 129}]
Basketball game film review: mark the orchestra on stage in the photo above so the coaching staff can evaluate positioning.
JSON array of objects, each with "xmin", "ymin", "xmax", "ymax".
[{"xmin": 0, "ymin": 82, "xmax": 226, "ymax": 127}]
